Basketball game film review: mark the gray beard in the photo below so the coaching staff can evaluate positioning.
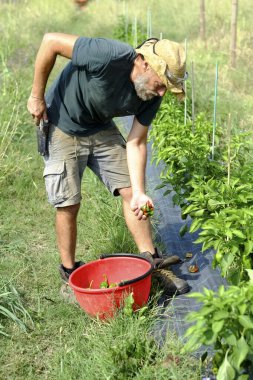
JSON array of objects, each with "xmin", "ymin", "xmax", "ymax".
[{"xmin": 133, "ymin": 74, "xmax": 157, "ymax": 101}]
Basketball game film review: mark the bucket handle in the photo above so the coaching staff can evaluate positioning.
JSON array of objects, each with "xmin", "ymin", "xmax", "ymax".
[{"xmin": 99, "ymin": 253, "xmax": 154, "ymax": 287}]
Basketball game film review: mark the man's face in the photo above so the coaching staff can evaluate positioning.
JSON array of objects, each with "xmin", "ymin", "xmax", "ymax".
[{"xmin": 133, "ymin": 68, "xmax": 167, "ymax": 101}]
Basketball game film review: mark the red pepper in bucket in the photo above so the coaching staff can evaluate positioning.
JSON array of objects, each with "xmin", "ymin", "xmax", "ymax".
[{"xmin": 141, "ymin": 201, "xmax": 154, "ymax": 217}]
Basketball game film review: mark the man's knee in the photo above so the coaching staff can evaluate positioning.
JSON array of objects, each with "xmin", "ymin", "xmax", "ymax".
[
  {"xmin": 118, "ymin": 186, "xmax": 132, "ymax": 201},
  {"xmin": 56, "ymin": 203, "xmax": 80, "ymax": 217}
]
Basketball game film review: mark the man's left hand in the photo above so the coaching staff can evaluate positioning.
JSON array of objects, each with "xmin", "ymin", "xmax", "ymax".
[{"xmin": 130, "ymin": 192, "xmax": 154, "ymax": 220}]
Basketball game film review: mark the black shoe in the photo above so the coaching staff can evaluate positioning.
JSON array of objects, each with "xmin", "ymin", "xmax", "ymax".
[
  {"xmin": 152, "ymin": 268, "xmax": 190, "ymax": 296},
  {"xmin": 59, "ymin": 261, "xmax": 85, "ymax": 282},
  {"xmin": 141, "ymin": 248, "xmax": 182, "ymax": 269}
]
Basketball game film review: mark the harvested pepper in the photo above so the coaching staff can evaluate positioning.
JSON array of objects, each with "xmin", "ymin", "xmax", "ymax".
[
  {"xmin": 141, "ymin": 201, "xmax": 154, "ymax": 217},
  {"xmin": 100, "ymin": 274, "xmax": 109, "ymax": 288},
  {"xmin": 188, "ymin": 264, "xmax": 199, "ymax": 273},
  {"xmin": 99, "ymin": 275, "xmax": 118, "ymax": 289},
  {"xmin": 109, "ymin": 283, "xmax": 118, "ymax": 288}
]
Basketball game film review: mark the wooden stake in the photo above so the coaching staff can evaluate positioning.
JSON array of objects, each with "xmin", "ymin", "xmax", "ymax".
[
  {"xmin": 184, "ymin": 38, "xmax": 187, "ymax": 126},
  {"xmin": 191, "ymin": 61, "xmax": 195, "ymax": 132},
  {"xmin": 147, "ymin": 9, "xmax": 152, "ymax": 38},
  {"xmin": 227, "ymin": 114, "xmax": 231, "ymax": 186},
  {"xmin": 211, "ymin": 62, "xmax": 219, "ymax": 160},
  {"xmin": 124, "ymin": 2, "xmax": 129, "ymax": 43},
  {"xmin": 133, "ymin": 15, "xmax": 138, "ymax": 47}
]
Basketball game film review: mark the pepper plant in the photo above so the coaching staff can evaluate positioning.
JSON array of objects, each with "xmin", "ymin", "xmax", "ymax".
[
  {"xmin": 182, "ymin": 270, "xmax": 253, "ymax": 380},
  {"xmin": 151, "ymin": 94, "xmax": 224, "ymax": 210}
]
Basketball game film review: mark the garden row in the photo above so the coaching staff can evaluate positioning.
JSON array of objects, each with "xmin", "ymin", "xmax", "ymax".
[
  {"xmin": 112, "ymin": 14, "xmax": 253, "ymax": 377},
  {"xmin": 150, "ymin": 93, "xmax": 253, "ymax": 379}
]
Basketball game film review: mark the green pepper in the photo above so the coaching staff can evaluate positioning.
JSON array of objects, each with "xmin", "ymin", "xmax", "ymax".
[
  {"xmin": 141, "ymin": 201, "xmax": 154, "ymax": 217},
  {"xmin": 109, "ymin": 283, "xmax": 118, "ymax": 288},
  {"xmin": 100, "ymin": 274, "xmax": 109, "ymax": 288}
]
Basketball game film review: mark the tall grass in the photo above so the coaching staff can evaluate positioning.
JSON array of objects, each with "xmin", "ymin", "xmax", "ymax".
[{"xmin": 0, "ymin": 284, "xmax": 33, "ymax": 336}]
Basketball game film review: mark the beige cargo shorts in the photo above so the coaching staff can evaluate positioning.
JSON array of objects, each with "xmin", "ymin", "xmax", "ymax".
[{"xmin": 43, "ymin": 125, "xmax": 131, "ymax": 207}]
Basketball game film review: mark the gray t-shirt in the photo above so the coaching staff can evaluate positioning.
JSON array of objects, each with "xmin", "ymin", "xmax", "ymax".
[{"xmin": 46, "ymin": 37, "xmax": 162, "ymax": 136}]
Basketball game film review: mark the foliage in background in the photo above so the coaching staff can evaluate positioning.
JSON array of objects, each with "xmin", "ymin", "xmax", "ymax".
[{"xmin": 113, "ymin": 15, "xmax": 146, "ymax": 47}]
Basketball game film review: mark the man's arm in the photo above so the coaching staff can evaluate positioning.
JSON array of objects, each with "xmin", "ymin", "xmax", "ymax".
[
  {"xmin": 27, "ymin": 33, "xmax": 79, "ymax": 125},
  {"xmin": 126, "ymin": 116, "xmax": 153, "ymax": 220}
]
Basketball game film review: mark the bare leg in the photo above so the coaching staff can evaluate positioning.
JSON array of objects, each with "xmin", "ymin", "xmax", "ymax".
[
  {"xmin": 118, "ymin": 188, "xmax": 190, "ymax": 295},
  {"xmin": 55, "ymin": 203, "xmax": 80, "ymax": 269},
  {"xmin": 119, "ymin": 187, "xmax": 155, "ymax": 253}
]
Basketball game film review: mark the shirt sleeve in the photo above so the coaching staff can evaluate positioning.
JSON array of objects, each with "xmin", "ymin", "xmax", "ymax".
[
  {"xmin": 72, "ymin": 37, "xmax": 112, "ymax": 71},
  {"xmin": 135, "ymin": 97, "xmax": 163, "ymax": 127},
  {"xmin": 72, "ymin": 37, "xmax": 135, "ymax": 72}
]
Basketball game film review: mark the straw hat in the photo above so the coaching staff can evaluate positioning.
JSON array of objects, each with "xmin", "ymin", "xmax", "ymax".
[{"xmin": 135, "ymin": 38, "xmax": 187, "ymax": 99}]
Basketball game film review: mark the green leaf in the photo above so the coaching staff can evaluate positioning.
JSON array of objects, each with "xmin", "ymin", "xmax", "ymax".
[
  {"xmin": 224, "ymin": 333, "xmax": 237, "ymax": 346},
  {"xmin": 244, "ymin": 209, "xmax": 253, "ymax": 217},
  {"xmin": 155, "ymin": 183, "xmax": 166, "ymax": 190},
  {"xmin": 163, "ymin": 189, "xmax": 172, "ymax": 197},
  {"xmin": 123, "ymin": 292, "xmax": 134, "ymax": 316},
  {"xmin": 189, "ymin": 218, "xmax": 203, "ymax": 233},
  {"xmin": 237, "ymin": 375, "xmax": 249, "ymax": 380},
  {"xmin": 231, "ymin": 336, "xmax": 249, "ymax": 372},
  {"xmin": 213, "ymin": 310, "xmax": 229, "ymax": 321},
  {"xmin": 220, "ymin": 253, "xmax": 235, "ymax": 277},
  {"xmin": 212, "ymin": 320, "xmax": 224, "ymax": 334},
  {"xmin": 182, "ymin": 334, "xmax": 202, "ymax": 353},
  {"xmin": 183, "ymin": 204, "xmax": 199, "ymax": 215},
  {"xmin": 232, "ymin": 230, "xmax": 246, "ymax": 239},
  {"xmin": 238, "ymin": 304, "xmax": 247, "ymax": 315},
  {"xmin": 179, "ymin": 223, "xmax": 188, "ymax": 237},
  {"xmin": 244, "ymin": 241, "xmax": 253, "ymax": 256},
  {"xmin": 217, "ymin": 351, "xmax": 235, "ymax": 380},
  {"xmin": 246, "ymin": 269, "xmax": 253, "ymax": 285},
  {"xmin": 238, "ymin": 315, "xmax": 253, "ymax": 330},
  {"xmin": 193, "ymin": 209, "xmax": 206, "ymax": 217}
]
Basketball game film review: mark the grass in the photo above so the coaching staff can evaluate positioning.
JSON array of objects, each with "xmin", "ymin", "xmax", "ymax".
[
  {"xmin": 0, "ymin": 285, "xmax": 33, "ymax": 337},
  {"xmin": 0, "ymin": 0, "xmax": 252, "ymax": 378}
]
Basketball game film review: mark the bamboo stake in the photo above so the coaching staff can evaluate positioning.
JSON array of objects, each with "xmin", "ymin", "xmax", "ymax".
[
  {"xmin": 149, "ymin": 10, "xmax": 152, "ymax": 37},
  {"xmin": 211, "ymin": 62, "xmax": 219, "ymax": 160},
  {"xmin": 124, "ymin": 2, "xmax": 128, "ymax": 43},
  {"xmin": 160, "ymin": 32, "xmax": 163, "ymax": 40},
  {"xmin": 146, "ymin": 9, "xmax": 150, "ymax": 38},
  {"xmin": 184, "ymin": 38, "xmax": 187, "ymax": 126},
  {"xmin": 133, "ymin": 15, "xmax": 138, "ymax": 47},
  {"xmin": 227, "ymin": 113, "xmax": 231, "ymax": 186},
  {"xmin": 191, "ymin": 61, "xmax": 195, "ymax": 132},
  {"xmin": 147, "ymin": 8, "xmax": 152, "ymax": 38}
]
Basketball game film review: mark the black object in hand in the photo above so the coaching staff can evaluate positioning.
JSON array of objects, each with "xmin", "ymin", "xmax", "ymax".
[{"xmin": 37, "ymin": 120, "xmax": 49, "ymax": 156}]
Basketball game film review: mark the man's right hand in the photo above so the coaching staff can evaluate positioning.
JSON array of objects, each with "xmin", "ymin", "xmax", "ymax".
[
  {"xmin": 27, "ymin": 33, "xmax": 79, "ymax": 126},
  {"xmin": 27, "ymin": 95, "xmax": 47, "ymax": 126}
]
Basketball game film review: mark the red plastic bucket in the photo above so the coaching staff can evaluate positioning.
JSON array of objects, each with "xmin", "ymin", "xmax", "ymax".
[{"xmin": 69, "ymin": 254, "xmax": 153, "ymax": 319}]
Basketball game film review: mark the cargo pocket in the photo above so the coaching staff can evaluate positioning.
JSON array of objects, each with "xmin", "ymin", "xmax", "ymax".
[{"xmin": 43, "ymin": 161, "xmax": 69, "ymax": 205}]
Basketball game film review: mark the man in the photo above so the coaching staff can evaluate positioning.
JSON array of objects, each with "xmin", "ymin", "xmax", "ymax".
[{"xmin": 27, "ymin": 34, "xmax": 189, "ymax": 296}]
